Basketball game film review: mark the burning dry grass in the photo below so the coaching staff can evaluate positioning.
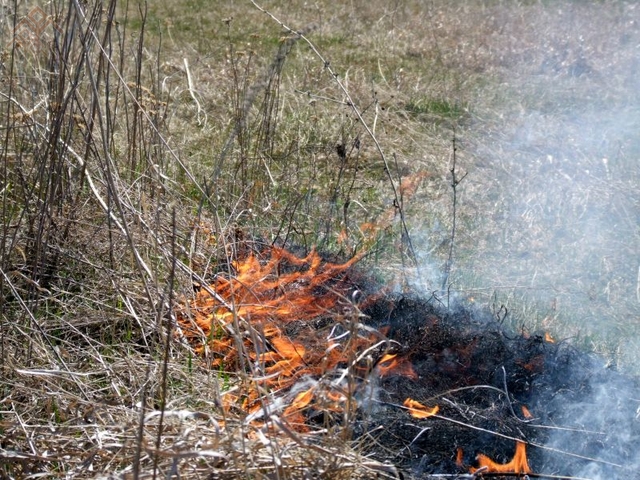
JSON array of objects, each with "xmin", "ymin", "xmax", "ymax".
[
  {"xmin": 1, "ymin": 0, "xmax": 639, "ymax": 478},
  {"xmin": 176, "ymin": 245, "xmax": 371, "ymax": 430},
  {"xmin": 174, "ymin": 245, "xmax": 640, "ymax": 478}
]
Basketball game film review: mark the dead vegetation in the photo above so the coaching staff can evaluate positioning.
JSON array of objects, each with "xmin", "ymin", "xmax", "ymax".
[{"xmin": 1, "ymin": 0, "xmax": 639, "ymax": 478}]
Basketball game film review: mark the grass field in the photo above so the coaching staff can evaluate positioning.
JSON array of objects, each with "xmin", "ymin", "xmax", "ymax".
[{"xmin": 1, "ymin": 0, "xmax": 639, "ymax": 478}]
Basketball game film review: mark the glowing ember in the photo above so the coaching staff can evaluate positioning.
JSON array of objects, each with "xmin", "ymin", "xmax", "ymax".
[
  {"xmin": 403, "ymin": 398, "xmax": 439, "ymax": 419},
  {"xmin": 545, "ymin": 331, "xmax": 555, "ymax": 343},
  {"xmin": 520, "ymin": 354, "xmax": 545, "ymax": 373},
  {"xmin": 521, "ymin": 405, "xmax": 533, "ymax": 419},
  {"xmin": 471, "ymin": 441, "xmax": 532, "ymax": 475}
]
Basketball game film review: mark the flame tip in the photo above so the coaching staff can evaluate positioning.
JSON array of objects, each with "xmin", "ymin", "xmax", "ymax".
[{"xmin": 471, "ymin": 441, "xmax": 531, "ymax": 475}]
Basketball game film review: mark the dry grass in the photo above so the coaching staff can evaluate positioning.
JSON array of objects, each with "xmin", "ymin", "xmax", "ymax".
[{"xmin": 1, "ymin": 0, "xmax": 639, "ymax": 478}]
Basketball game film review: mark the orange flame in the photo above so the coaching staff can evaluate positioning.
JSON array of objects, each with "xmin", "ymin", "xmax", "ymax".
[
  {"xmin": 521, "ymin": 405, "xmax": 533, "ymax": 419},
  {"xmin": 177, "ymin": 246, "xmax": 378, "ymax": 430},
  {"xmin": 377, "ymin": 353, "xmax": 418, "ymax": 379},
  {"xmin": 282, "ymin": 388, "xmax": 315, "ymax": 430},
  {"xmin": 290, "ymin": 388, "xmax": 315, "ymax": 410},
  {"xmin": 404, "ymin": 398, "xmax": 439, "ymax": 419},
  {"xmin": 456, "ymin": 447, "xmax": 464, "ymax": 468},
  {"xmin": 471, "ymin": 441, "xmax": 532, "ymax": 475},
  {"xmin": 545, "ymin": 331, "xmax": 555, "ymax": 343}
]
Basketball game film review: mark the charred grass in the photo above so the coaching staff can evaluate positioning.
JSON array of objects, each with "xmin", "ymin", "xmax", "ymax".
[{"xmin": 1, "ymin": 0, "xmax": 639, "ymax": 478}]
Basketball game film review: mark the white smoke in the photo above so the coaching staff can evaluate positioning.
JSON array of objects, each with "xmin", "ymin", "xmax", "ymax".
[{"xmin": 409, "ymin": 1, "xmax": 640, "ymax": 370}]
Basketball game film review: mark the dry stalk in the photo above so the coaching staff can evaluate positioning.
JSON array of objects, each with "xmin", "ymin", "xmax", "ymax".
[
  {"xmin": 68, "ymin": 0, "xmax": 211, "ymax": 204},
  {"xmin": 250, "ymin": 0, "xmax": 419, "ymax": 270},
  {"xmin": 182, "ymin": 57, "xmax": 207, "ymax": 126}
]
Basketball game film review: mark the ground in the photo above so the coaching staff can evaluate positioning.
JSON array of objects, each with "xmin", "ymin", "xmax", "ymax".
[{"xmin": 1, "ymin": 0, "xmax": 639, "ymax": 478}]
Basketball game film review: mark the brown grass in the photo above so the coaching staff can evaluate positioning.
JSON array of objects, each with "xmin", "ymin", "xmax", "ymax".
[{"xmin": 1, "ymin": 0, "xmax": 639, "ymax": 478}]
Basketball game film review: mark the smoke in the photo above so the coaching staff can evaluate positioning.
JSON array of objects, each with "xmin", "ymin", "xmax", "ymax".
[
  {"xmin": 459, "ymin": 4, "xmax": 640, "ymax": 477},
  {"xmin": 408, "ymin": 1, "xmax": 640, "ymax": 368},
  {"xmin": 395, "ymin": 3, "xmax": 640, "ymax": 477},
  {"xmin": 537, "ymin": 354, "xmax": 640, "ymax": 479}
]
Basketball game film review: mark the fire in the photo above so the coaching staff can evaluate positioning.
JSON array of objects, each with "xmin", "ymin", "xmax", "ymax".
[
  {"xmin": 261, "ymin": 336, "xmax": 307, "ymax": 381},
  {"xmin": 376, "ymin": 353, "xmax": 418, "ymax": 379},
  {"xmin": 178, "ymin": 246, "xmax": 361, "ymax": 369},
  {"xmin": 179, "ymin": 244, "xmax": 545, "ymax": 475},
  {"xmin": 521, "ymin": 405, "xmax": 533, "ymax": 419},
  {"xmin": 282, "ymin": 387, "xmax": 315, "ymax": 430},
  {"xmin": 545, "ymin": 331, "xmax": 555, "ymax": 343},
  {"xmin": 177, "ymin": 245, "xmax": 381, "ymax": 430},
  {"xmin": 471, "ymin": 441, "xmax": 532, "ymax": 475},
  {"xmin": 403, "ymin": 398, "xmax": 439, "ymax": 419}
]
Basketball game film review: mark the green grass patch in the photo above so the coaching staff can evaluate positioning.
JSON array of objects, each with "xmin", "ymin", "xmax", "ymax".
[{"xmin": 404, "ymin": 96, "xmax": 468, "ymax": 122}]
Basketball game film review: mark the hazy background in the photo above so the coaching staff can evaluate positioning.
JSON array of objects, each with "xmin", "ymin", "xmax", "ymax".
[{"xmin": 396, "ymin": 1, "xmax": 640, "ymax": 369}]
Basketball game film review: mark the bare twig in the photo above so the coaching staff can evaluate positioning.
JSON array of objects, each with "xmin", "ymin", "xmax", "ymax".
[
  {"xmin": 214, "ymin": 19, "xmax": 313, "ymax": 184},
  {"xmin": 69, "ymin": 0, "xmax": 212, "ymax": 205},
  {"xmin": 501, "ymin": 366, "xmax": 534, "ymax": 424},
  {"xmin": 441, "ymin": 132, "xmax": 467, "ymax": 294},
  {"xmin": 0, "ymin": 267, "xmax": 88, "ymax": 398}
]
